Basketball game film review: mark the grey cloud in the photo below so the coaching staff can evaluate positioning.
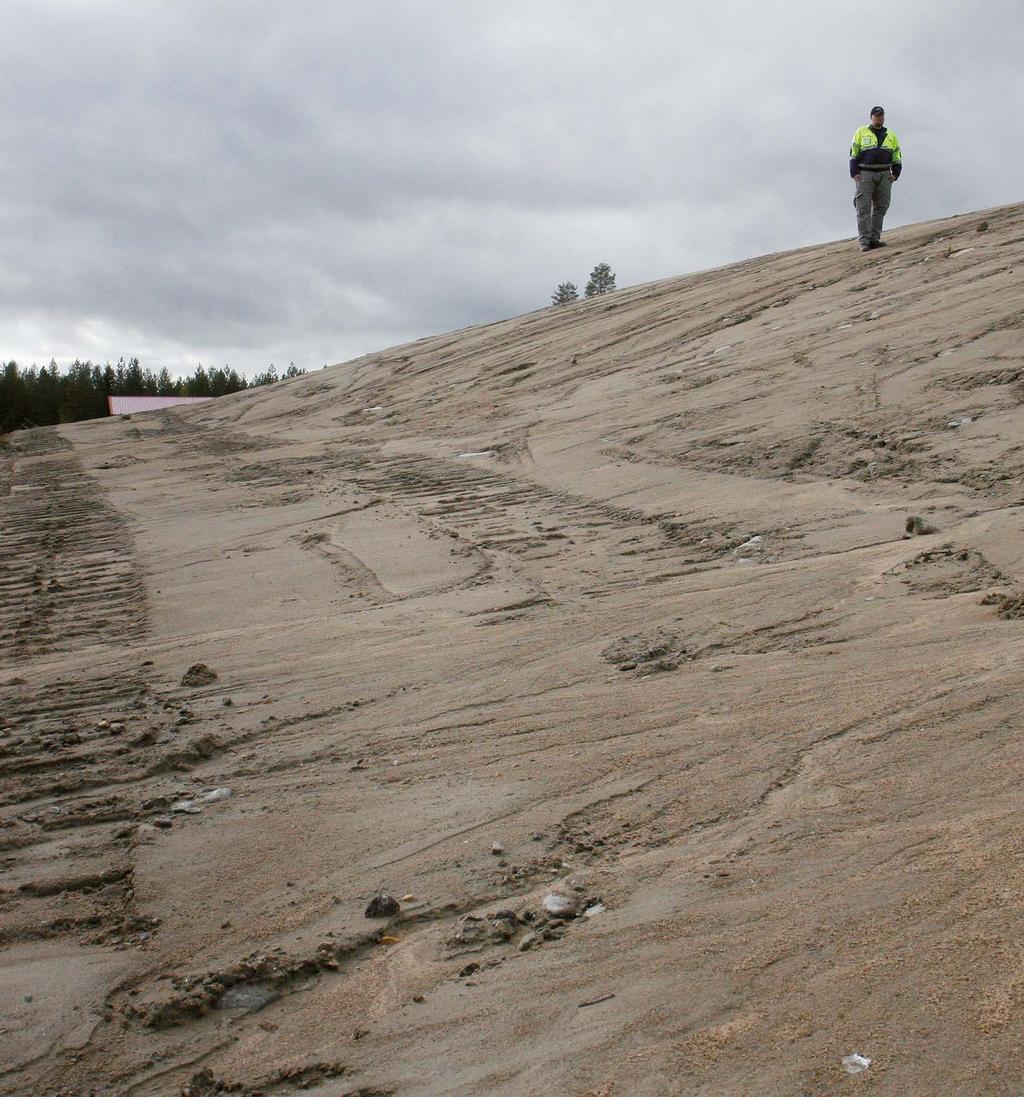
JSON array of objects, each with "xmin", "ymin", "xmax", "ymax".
[{"xmin": 3, "ymin": 1, "xmax": 1023, "ymax": 374}]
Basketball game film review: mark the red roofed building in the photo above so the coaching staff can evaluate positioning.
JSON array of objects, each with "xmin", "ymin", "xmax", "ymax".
[{"xmin": 107, "ymin": 396, "xmax": 215, "ymax": 415}]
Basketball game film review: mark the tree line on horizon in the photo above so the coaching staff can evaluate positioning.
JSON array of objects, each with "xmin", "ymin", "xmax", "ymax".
[
  {"xmin": 551, "ymin": 262, "xmax": 616, "ymax": 305},
  {"xmin": 0, "ymin": 358, "xmax": 307, "ymax": 435}
]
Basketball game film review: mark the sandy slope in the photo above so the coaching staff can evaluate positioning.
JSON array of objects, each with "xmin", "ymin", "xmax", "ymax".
[{"xmin": 3, "ymin": 204, "xmax": 1024, "ymax": 1096}]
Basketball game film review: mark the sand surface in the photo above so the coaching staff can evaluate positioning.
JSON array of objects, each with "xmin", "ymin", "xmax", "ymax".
[{"xmin": 4, "ymin": 205, "xmax": 1024, "ymax": 1096}]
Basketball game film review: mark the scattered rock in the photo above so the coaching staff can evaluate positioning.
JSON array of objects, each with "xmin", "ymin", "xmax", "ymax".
[
  {"xmin": 488, "ymin": 912, "xmax": 517, "ymax": 941},
  {"xmin": 152, "ymin": 817, "xmax": 173, "ymax": 829},
  {"xmin": 517, "ymin": 932, "xmax": 543, "ymax": 952},
  {"xmin": 977, "ymin": 220, "xmax": 989, "ymax": 232},
  {"xmin": 981, "ymin": 591, "xmax": 1024, "ymax": 619},
  {"xmin": 602, "ymin": 629, "xmax": 684, "ymax": 672},
  {"xmin": 365, "ymin": 893, "xmax": 401, "ymax": 918},
  {"xmin": 181, "ymin": 663, "xmax": 218, "ymax": 687},
  {"xmin": 449, "ymin": 915, "xmax": 485, "ymax": 946},
  {"xmin": 584, "ymin": 903, "xmax": 606, "ymax": 918},
  {"xmin": 541, "ymin": 893, "xmax": 578, "ymax": 918},
  {"xmin": 459, "ymin": 962, "xmax": 480, "ymax": 977},
  {"xmin": 904, "ymin": 515, "xmax": 937, "ymax": 537},
  {"xmin": 171, "ymin": 800, "xmax": 202, "ymax": 814},
  {"xmin": 490, "ymin": 841, "xmax": 505, "ymax": 856},
  {"xmin": 200, "ymin": 787, "xmax": 232, "ymax": 803}
]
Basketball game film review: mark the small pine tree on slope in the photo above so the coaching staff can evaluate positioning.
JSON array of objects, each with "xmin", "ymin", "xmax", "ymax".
[
  {"xmin": 584, "ymin": 263, "xmax": 616, "ymax": 297},
  {"xmin": 551, "ymin": 281, "xmax": 579, "ymax": 305}
]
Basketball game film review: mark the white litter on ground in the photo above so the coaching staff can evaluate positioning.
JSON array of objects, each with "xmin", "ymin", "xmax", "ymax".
[
  {"xmin": 735, "ymin": 535, "xmax": 764, "ymax": 552},
  {"xmin": 841, "ymin": 1052, "xmax": 871, "ymax": 1074}
]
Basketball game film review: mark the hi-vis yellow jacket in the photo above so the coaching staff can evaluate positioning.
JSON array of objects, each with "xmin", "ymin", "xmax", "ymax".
[{"xmin": 850, "ymin": 126, "xmax": 902, "ymax": 179}]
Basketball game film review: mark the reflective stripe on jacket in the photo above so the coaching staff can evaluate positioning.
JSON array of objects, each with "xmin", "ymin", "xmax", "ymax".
[{"xmin": 850, "ymin": 126, "xmax": 902, "ymax": 178}]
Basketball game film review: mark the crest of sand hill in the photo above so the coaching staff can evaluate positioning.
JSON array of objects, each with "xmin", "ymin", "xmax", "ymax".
[
  {"xmin": 5, "ymin": 201, "xmax": 1024, "ymax": 1097},
  {"xmin": 203, "ymin": 200, "xmax": 1024, "ymax": 509}
]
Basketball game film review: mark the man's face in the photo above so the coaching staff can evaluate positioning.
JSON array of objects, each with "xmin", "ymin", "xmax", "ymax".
[{"xmin": 871, "ymin": 111, "xmax": 885, "ymax": 126}]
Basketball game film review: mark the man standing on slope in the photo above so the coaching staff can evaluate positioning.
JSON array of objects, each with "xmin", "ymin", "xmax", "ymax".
[{"xmin": 850, "ymin": 106, "xmax": 902, "ymax": 251}]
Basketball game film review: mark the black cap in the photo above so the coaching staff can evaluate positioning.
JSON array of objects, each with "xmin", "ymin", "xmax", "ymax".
[{"xmin": 870, "ymin": 105, "xmax": 885, "ymax": 115}]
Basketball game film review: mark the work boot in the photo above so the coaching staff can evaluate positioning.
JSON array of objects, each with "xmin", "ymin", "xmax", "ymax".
[
  {"xmin": 860, "ymin": 244, "xmax": 872, "ymax": 252},
  {"xmin": 869, "ymin": 240, "xmax": 887, "ymax": 248}
]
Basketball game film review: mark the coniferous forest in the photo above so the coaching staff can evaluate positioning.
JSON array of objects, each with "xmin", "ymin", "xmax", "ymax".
[{"xmin": 0, "ymin": 358, "xmax": 306, "ymax": 434}]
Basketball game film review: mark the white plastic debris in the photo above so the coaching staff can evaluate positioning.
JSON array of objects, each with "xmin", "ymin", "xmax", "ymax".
[
  {"xmin": 583, "ymin": 903, "xmax": 606, "ymax": 918},
  {"xmin": 734, "ymin": 535, "xmax": 763, "ymax": 553},
  {"xmin": 841, "ymin": 1052, "xmax": 871, "ymax": 1074},
  {"xmin": 171, "ymin": 799, "xmax": 202, "ymax": 814},
  {"xmin": 541, "ymin": 894, "xmax": 577, "ymax": 917},
  {"xmin": 947, "ymin": 416, "xmax": 972, "ymax": 428},
  {"xmin": 457, "ymin": 450, "xmax": 495, "ymax": 458},
  {"xmin": 201, "ymin": 788, "xmax": 232, "ymax": 803}
]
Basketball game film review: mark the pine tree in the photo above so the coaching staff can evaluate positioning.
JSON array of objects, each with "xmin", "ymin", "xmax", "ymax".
[
  {"xmin": 186, "ymin": 365, "xmax": 212, "ymax": 397},
  {"xmin": 251, "ymin": 365, "xmax": 279, "ymax": 387},
  {"xmin": 584, "ymin": 263, "xmax": 616, "ymax": 297},
  {"xmin": 0, "ymin": 361, "xmax": 27, "ymax": 433},
  {"xmin": 209, "ymin": 367, "xmax": 230, "ymax": 397},
  {"xmin": 125, "ymin": 356, "xmax": 145, "ymax": 393},
  {"xmin": 551, "ymin": 281, "xmax": 579, "ymax": 305},
  {"xmin": 224, "ymin": 368, "xmax": 247, "ymax": 393}
]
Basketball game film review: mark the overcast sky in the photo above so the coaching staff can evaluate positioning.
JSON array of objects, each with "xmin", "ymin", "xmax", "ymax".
[{"xmin": 3, "ymin": 1, "xmax": 1023, "ymax": 378}]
